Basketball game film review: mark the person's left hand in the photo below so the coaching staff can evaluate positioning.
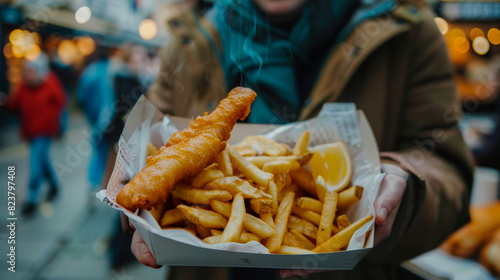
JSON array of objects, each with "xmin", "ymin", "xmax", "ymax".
[{"xmin": 280, "ymin": 161, "xmax": 408, "ymax": 278}]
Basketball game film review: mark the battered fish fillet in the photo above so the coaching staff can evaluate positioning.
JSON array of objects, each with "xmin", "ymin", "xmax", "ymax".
[{"xmin": 116, "ymin": 87, "xmax": 257, "ymax": 212}]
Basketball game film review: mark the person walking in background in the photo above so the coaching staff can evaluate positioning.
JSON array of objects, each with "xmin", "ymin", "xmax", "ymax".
[
  {"xmin": 4, "ymin": 53, "xmax": 66, "ymax": 216},
  {"xmin": 77, "ymin": 48, "xmax": 117, "ymax": 197}
]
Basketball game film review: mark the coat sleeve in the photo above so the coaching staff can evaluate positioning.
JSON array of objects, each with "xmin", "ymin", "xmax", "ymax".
[{"xmin": 366, "ymin": 7, "xmax": 474, "ymax": 264}]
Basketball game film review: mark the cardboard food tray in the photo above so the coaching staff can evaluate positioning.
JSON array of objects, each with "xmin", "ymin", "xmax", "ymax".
[{"xmin": 98, "ymin": 96, "xmax": 383, "ymax": 270}]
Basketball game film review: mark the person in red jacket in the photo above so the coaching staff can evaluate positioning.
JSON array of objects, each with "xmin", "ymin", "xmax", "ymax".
[{"xmin": 5, "ymin": 53, "xmax": 66, "ymax": 216}]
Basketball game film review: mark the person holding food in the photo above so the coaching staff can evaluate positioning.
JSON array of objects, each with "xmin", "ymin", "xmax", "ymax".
[{"xmin": 129, "ymin": 0, "xmax": 474, "ymax": 279}]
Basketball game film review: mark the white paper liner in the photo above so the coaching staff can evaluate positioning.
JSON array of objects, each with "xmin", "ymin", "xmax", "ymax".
[{"xmin": 98, "ymin": 95, "xmax": 383, "ymax": 255}]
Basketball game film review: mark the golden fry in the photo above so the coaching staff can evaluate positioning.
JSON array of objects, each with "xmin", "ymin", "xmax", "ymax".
[
  {"xmin": 267, "ymin": 181, "xmax": 279, "ymax": 215},
  {"xmin": 283, "ymin": 231, "xmax": 305, "ymax": 248},
  {"xmin": 149, "ymin": 203, "xmax": 165, "ymax": 223},
  {"xmin": 203, "ymin": 235, "xmax": 221, "ymax": 244},
  {"xmin": 160, "ymin": 208, "xmax": 185, "ymax": 227},
  {"xmin": 239, "ymin": 232, "xmax": 260, "ymax": 243},
  {"xmin": 183, "ymin": 223, "xmax": 197, "ymax": 236},
  {"xmin": 262, "ymin": 159, "xmax": 298, "ymax": 174},
  {"xmin": 234, "ymin": 135, "xmax": 288, "ymax": 156},
  {"xmin": 210, "ymin": 200, "xmax": 276, "ymax": 239},
  {"xmin": 227, "ymin": 145, "xmax": 274, "ymax": 188},
  {"xmin": 205, "ymin": 177, "xmax": 271, "ymax": 199},
  {"xmin": 172, "ymin": 184, "xmax": 232, "ymax": 204},
  {"xmin": 197, "ymin": 224, "xmax": 212, "ymax": 239},
  {"xmin": 219, "ymin": 193, "xmax": 246, "ymax": 243},
  {"xmin": 337, "ymin": 214, "xmax": 351, "ymax": 231},
  {"xmin": 313, "ymin": 215, "xmax": 374, "ymax": 253},
  {"xmin": 266, "ymin": 191, "xmax": 295, "ymax": 253},
  {"xmin": 245, "ymin": 156, "xmax": 298, "ymax": 169},
  {"xmin": 278, "ymin": 184, "xmax": 300, "ymax": 202},
  {"xmin": 316, "ymin": 192, "xmax": 338, "ymax": 246},
  {"xmin": 277, "ymin": 246, "xmax": 314, "ymax": 255},
  {"xmin": 249, "ymin": 198, "xmax": 274, "ymax": 214},
  {"xmin": 289, "ymin": 167, "xmax": 317, "ymax": 197},
  {"xmin": 191, "ymin": 168, "xmax": 225, "ymax": 188},
  {"xmin": 260, "ymin": 213, "xmax": 275, "ymax": 228},
  {"xmin": 177, "ymin": 204, "xmax": 227, "ymax": 229},
  {"xmin": 210, "ymin": 229, "xmax": 222, "ymax": 236},
  {"xmin": 274, "ymin": 173, "xmax": 288, "ymax": 192},
  {"xmin": 297, "ymin": 153, "xmax": 313, "ymax": 166},
  {"xmin": 288, "ymin": 215, "xmax": 318, "ymax": 240},
  {"xmin": 338, "ymin": 186, "xmax": 363, "ymax": 209},
  {"xmin": 293, "ymin": 130, "xmax": 310, "ymax": 156},
  {"xmin": 216, "ymin": 150, "xmax": 233, "ymax": 177},
  {"xmin": 289, "ymin": 229, "xmax": 315, "ymax": 250},
  {"xmin": 292, "ymin": 206, "xmax": 321, "ymax": 226},
  {"xmin": 295, "ymin": 197, "xmax": 322, "ymax": 214}
]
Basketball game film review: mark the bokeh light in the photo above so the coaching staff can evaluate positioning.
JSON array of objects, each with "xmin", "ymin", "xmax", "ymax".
[
  {"xmin": 434, "ymin": 17, "xmax": 448, "ymax": 35},
  {"xmin": 487, "ymin": 28, "xmax": 500, "ymax": 45},
  {"xmin": 3, "ymin": 43, "xmax": 13, "ymax": 59},
  {"xmin": 57, "ymin": 40, "xmax": 79, "ymax": 65},
  {"xmin": 472, "ymin": 36, "xmax": 490, "ymax": 55},
  {"xmin": 454, "ymin": 37, "xmax": 470, "ymax": 54},
  {"xmin": 138, "ymin": 19, "xmax": 158, "ymax": 40},
  {"xmin": 75, "ymin": 6, "xmax": 92, "ymax": 24},
  {"xmin": 470, "ymin": 28, "xmax": 484, "ymax": 41},
  {"xmin": 9, "ymin": 29, "xmax": 24, "ymax": 45},
  {"xmin": 76, "ymin": 36, "xmax": 96, "ymax": 56},
  {"xmin": 12, "ymin": 44, "xmax": 25, "ymax": 58},
  {"xmin": 25, "ymin": 44, "xmax": 41, "ymax": 61},
  {"xmin": 450, "ymin": 28, "xmax": 465, "ymax": 40}
]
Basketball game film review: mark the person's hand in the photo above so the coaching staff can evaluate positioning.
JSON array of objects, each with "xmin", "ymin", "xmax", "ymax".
[
  {"xmin": 131, "ymin": 230, "xmax": 162, "ymax": 268},
  {"xmin": 374, "ymin": 161, "xmax": 408, "ymax": 245},
  {"xmin": 122, "ymin": 214, "xmax": 162, "ymax": 269},
  {"xmin": 280, "ymin": 161, "xmax": 409, "ymax": 278}
]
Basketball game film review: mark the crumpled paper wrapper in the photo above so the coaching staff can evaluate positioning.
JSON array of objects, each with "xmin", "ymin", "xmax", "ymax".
[{"xmin": 98, "ymin": 95, "xmax": 384, "ymax": 254}]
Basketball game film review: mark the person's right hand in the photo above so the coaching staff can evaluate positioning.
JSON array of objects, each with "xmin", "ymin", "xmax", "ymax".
[{"xmin": 130, "ymin": 225, "xmax": 162, "ymax": 269}]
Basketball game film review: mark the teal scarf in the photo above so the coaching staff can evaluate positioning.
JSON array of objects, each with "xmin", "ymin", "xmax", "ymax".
[{"xmin": 213, "ymin": 0, "xmax": 360, "ymax": 124}]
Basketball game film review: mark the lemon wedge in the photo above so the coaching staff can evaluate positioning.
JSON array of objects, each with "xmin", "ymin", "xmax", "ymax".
[{"xmin": 309, "ymin": 142, "xmax": 352, "ymax": 201}]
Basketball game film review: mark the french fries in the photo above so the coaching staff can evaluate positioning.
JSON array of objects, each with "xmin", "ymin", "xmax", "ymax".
[
  {"xmin": 266, "ymin": 192, "xmax": 295, "ymax": 253},
  {"xmin": 160, "ymin": 208, "xmax": 185, "ymax": 227},
  {"xmin": 295, "ymin": 197, "xmax": 322, "ymax": 213},
  {"xmin": 177, "ymin": 205, "xmax": 227, "ymax": 229},
  {"xmin": 216, "ymin": 150, "xmax": 233, "ymax": 177},
  {"xmin": 313, "ymin": 215, "xmax": 374, "ymax": 253},
  {"xmin": 289, "ymin": 167, "xmax": 317, "ymax": 197},
  {"xmin": 337, "ymin": 214, "xmax": 351, "ymax": 231},
  {"xmin": 147, "ymin": 130, "xmax": 372, "ymax": 255},
  {"xmin": 293, "ymin": 130, "xmax": 310, "ymax": 156},
  {"xmin": 317, "ymin": 192, "xmax": 338, "ymax": 246},
  {"xmin": 210, "ymin": 200, "xmax": 277, "ymax": 239},
  {"xmin": 205, "ymin": 177, "xmax": 271, "ymax": 199},
  {"xmin": 191, "ymin": 168, "xmax": 225, "ymax": 188},
  {"xmin": 220, "ymin": 193, "xmax": 245, "ymax": 243},
  {"xmin": 338, "ymin": 185, "xmax": 364, "ymax": 209},
  {"xmin": 172, "ymin": 184, "xmax": 232, "ymax": 204},
  {"xmin": 227, "ymin": 145, "xmax": 274, "ymax": 188}
]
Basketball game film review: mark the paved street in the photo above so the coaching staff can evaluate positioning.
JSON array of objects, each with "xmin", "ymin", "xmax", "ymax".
[{"xmin": 0, "ymin": 108, "xmax": 168, "ymax": 280}]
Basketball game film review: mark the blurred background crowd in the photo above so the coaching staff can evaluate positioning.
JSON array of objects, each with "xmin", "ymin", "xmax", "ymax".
[{"xmin": 0, "ymin": 0, "xmax": 499, "ymax": 279}]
